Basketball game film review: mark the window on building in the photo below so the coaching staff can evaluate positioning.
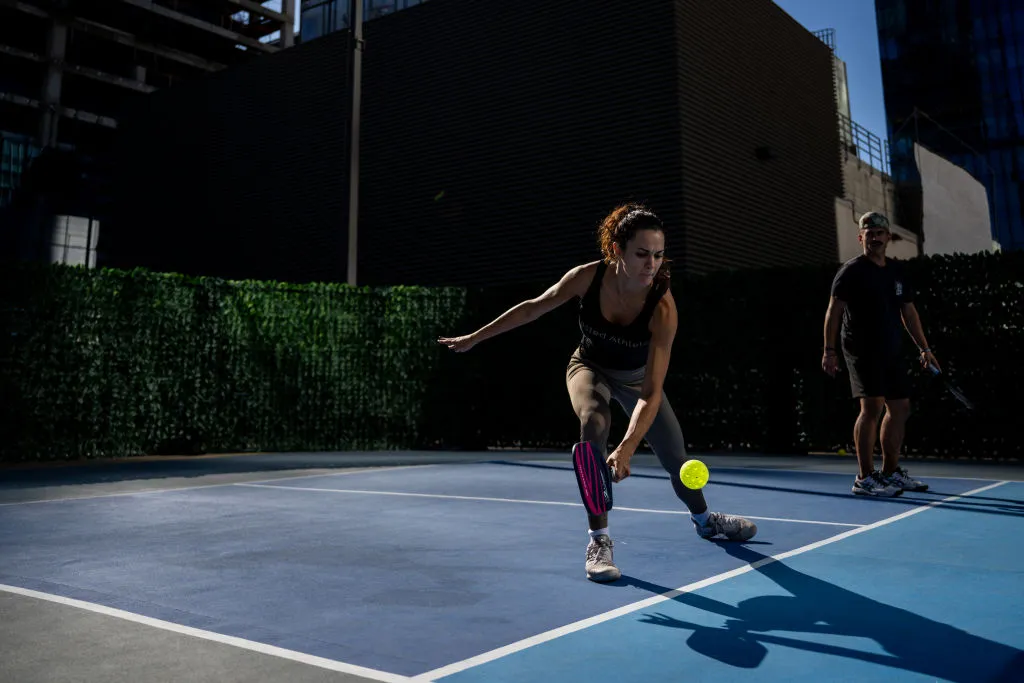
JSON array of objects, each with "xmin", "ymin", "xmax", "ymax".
[
  {"xmin": 0, "ymin": 135, "xmax": 39, "ymax": 208},
  {"xmin": 301, "ymin": 0, "xmax": 428, "ymax": 40},
  {"xmin": 369, "ymin": 0, "xmax": 396, "ymax": 20},
  {"xmin": 301, "ymin": 2, "xmax": 325, "ymax": 40},
  {"xmin": 50, "ymin": 216, "xmax": 99, "ymax": 268}
]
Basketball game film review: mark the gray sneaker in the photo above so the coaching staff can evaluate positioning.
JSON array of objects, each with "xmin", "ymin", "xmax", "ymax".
[
  {"xmin": 852, "ymin": 471, "xmax": 904, "ymax": 497},
  {"xmin": 693, "ymin": 512, "xmax": 758, "ymax": 541},
  {"xmin": 585, "ymin": 534, "xmax": 621, "ymax": 582},
  {"xmin": 886, "ymin": 467, "xmax": 929, "ymax": 492}
]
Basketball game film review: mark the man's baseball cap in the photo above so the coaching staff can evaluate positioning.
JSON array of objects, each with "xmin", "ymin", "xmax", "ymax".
[{"xmin": 859, "ymin": 211, "xmax": 890, "ymax": 231}]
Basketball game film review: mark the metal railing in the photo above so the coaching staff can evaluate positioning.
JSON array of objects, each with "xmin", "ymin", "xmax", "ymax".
[
  {"xmin": 839, "ymin": 114, "xmax": 891, "ymax": 176},
  {"xmin": 813, "ymin": 28, "xmax": 836, "ymax": 52}
]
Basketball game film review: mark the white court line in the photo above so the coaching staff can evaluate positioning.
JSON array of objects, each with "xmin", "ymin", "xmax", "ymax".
[
  {"xmin": 412, "ymin": 480, "xmax": 1010, "ymax": 682},
  {"xmin": 0, "ymin": 465, "xmax": 436, "ymax": 507},
  {"xmin": 3, "ymin": 460, "xmax": 1013, "ymax": 509},
  {"xmin": 0, "ymin": 584, "xmax": 412, "ymax": 683},
  {"xmin": 489, "ymin": 459, "xmax": 1018, "ymax": 484},
  {"xmin": 698, "ymin": 467, "xmax": 1015, "ymax": 483},
  {"xmin": 565, "ymin": 461, "xmax": 1017, "ymax": 483},
  {"xmin": 236, "ymin": 484, "xmax": 863, "ymax": 528}
]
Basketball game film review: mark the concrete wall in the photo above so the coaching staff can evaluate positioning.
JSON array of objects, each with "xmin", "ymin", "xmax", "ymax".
[
  {"xmin": 841, "ymin": 149, "xmax": 895, "ymax": 221},
  {"xmin": 915, "ymin": 142, "xmax": 1000, "ymax": 255},
  {"xmin": 835, "ymin": 197, "xmax": 918, "ymax": 262},
  {"xmin": 835, "ymin": 147, "xmax": 918, "ymax": 262}
]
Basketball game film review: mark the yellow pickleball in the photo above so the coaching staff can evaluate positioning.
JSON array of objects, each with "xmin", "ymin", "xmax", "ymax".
[{"xmin": 679, "ymin": 459, "xmax": 709, "ymax": 490}]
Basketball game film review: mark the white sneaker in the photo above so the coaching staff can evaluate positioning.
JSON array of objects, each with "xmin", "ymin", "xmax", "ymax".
[
  {"xmin": 852, "ymin": 471, "xmax": 903, "ymax": 497},
  {"xmin": 886, "ymin": 467, "xmax": 929, "ymax": 492},
  {"xmin": 693, "ymin": 512, "xmax": 758, "ymax": 541},
  {"xmin": 585, "ymin": 535, "xmax": 621, "ymax": 582}
]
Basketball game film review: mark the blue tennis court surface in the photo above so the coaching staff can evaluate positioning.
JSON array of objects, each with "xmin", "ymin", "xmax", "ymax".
[{"xmin": 1, "ymin": 455, "xmax": 1022, "ymax": 682}]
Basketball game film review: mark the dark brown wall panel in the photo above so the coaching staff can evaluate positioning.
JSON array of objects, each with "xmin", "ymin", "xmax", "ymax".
[
  {"xmin": 104, "ymin": 0, "xmax": 841, "ymax": 287},
  {"xmin": 357, "ymin": 0, "xmax": 681, "ymax": 287},
  {"xmin": 105, "ymin": 32, "xmax": 352, "ymax": 283},
  {"xmin": 675, "ymin": 0, "xmax": 843, "ymax": 274}
]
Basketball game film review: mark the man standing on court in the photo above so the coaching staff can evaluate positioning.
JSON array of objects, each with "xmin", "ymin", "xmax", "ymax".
[{"xmin": 822, "ymin": 211, "xmax": 938, "ymax": 497}]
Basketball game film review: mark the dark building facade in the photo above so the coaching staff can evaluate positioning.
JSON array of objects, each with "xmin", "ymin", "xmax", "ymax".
[
  {"xmin": 300, "ymin": 0, "xmax": 428, "ymax": 41},
  {"xmin": 0, "ymin": 0, "xmax": 295, "ymax": 267},
  {"xmin": 876, "ymin": 0, "xmax": 1024, "ymax": 251},
  {"xmin": 105, "ymin": 0, "xmax": 843, "ymax": 287}
]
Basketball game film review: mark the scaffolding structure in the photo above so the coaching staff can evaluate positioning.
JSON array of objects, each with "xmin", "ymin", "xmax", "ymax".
[
  {"xmin": 0, "ymin": 0, "xmax": 296, "ymax": 155},
  {"xmin": 0, "ymin": 0, "xmax": 296, "ymax": 266}
]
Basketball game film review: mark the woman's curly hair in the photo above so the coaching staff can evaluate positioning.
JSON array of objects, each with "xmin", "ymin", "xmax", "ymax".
[{"xmin": 597, "ymin": 203, "xmax": 671, "ymax": 282}]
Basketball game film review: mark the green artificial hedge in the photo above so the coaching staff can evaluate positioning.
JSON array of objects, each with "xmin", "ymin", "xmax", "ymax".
[
  {"xmin": 424, "ymin": 250, "xmax": 1024, "ymax": 459},
  {"xmin": 1, "ymin": 264, "xmax": 464, "ymax": 462}
]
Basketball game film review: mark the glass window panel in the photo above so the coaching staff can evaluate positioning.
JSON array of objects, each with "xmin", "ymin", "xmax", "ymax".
[
  {"xmin": 992, "ymin": 179, "xmax": 1007, "ymax": 230},
  {"xmin": 300, "ymin": 10, "xmax": 322, "ymax": 39},
  {"xmin": 333, "ymin": 0, "xmax": 349, "ymax": 31},
  {"xmin": 1007, "ymin": 184, "xmax": 1022, "ymax": 231},
  {"xmin": 1011, "ymin": 70, "xmax": 1024, "ymax": 102}
]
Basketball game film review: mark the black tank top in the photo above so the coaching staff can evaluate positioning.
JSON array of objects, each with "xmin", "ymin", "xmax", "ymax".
[{"xmin": 577, "ymin": 261, "xmax": 669, "ymax": 370}]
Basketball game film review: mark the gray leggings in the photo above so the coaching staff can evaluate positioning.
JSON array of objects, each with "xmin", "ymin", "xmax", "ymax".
[{"xmin": 566, "ymin": 349, "xmax": 708, "ymax": 515}]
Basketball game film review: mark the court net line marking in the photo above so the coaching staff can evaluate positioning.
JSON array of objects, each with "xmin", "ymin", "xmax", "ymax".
[
  {"xmin": 0, "ymin": 465, "xmax": 436, "ymax": 507},
  {"xmin": 235, "ymin": 483, "xmax": 864, "ymax": 527},
  {"xmin": 620, "ymin": 463, "xmax": 1015, "ymax": 483},
  {"xmin": 0, "ymin": 584, "xmax": 413, "ymax": 683},
  {"xmin": 2, "ymin": 459, "xmax": 1012, "ymax": 508},
  {"xmin": 487, "ymin": 460, "xmax": 1017, "ymax": 483},
  {"xmin": 412, "ymin": 480, "xmax": 1010, "ymax": 682}
]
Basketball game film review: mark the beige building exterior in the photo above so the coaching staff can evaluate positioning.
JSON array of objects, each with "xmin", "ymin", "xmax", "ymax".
[{"xmin": 835, "ymin": 149, "xmax": 918, "ymax": 262}]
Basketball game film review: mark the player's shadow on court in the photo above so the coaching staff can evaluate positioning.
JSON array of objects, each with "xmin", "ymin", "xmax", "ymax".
[{"xmin": 620, "ymin": 545, "xmax": 1024, "ymax": 682}]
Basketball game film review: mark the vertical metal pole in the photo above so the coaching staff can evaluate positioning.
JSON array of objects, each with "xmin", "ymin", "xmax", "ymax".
[
  {"xmin": 281, "ymin": 0, "xmax": 296, "ymax": 48},
  {"xmin": 86, "ymin": 216, "xmax": 94, "ymax": 269},
  {"xmin": 39, "ymin": 18, "xmax": 68, "ymax": 149},
  {"xmin": 346, "ymin": 0, "xmax": 364, "ymax": 286}
]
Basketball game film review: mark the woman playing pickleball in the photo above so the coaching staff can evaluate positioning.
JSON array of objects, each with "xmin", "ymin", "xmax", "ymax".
[{"xmin": 439, "ymin": 204, "xmax": 757, "ymax": 582}]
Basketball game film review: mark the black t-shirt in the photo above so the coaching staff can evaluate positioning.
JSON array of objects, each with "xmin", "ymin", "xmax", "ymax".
[{"xmin": 830, "ymin": 255, "xmax": 915, "ymax": 358}]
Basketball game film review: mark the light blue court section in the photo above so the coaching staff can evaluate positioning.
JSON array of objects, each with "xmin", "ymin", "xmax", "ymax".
[{"xmin": 432, "ymin": 482, "xmax": 1024, "ymax": 683}]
